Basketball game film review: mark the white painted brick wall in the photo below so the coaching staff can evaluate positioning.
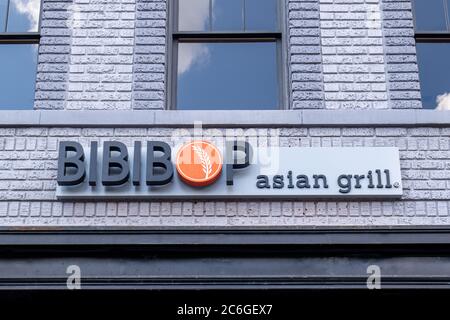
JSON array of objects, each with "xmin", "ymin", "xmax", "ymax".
[
  {"xmin": 34, "ymin": 0, "xmax": 424, "ymax": 110},
  {"xmin": 35, "ymin": 0, "xmax": 72, "ymax": 110},
  {"xmin": 13, "ymin": 0, "xmax": 441, "ymax": 227},
  {"xmin": 65, "ymin": 0, "xmax": 136, "ymax": 110},
  {"xmin": 133, "ymin": 0, "xmax": 166, "ymax": 110},
  {"xmin": 1, "ymin": 126, "xmax": 450, "ymax": 226},
  {"xmin": 289, "ymin": 0, "xmax": 325, "ymax": 109},
  {"xmin": 382, "ymin": 0, "xmax": 422, "ymax": 108},
  {"xmin": 319, "ymin": 0, "xmax": 389, "ymax": 109}
]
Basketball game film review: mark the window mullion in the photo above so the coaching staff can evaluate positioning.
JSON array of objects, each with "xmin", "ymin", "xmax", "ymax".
[
  {"xmin": 173, "ymin": 0, "xmax": 283, "ymax": 110},
  {"xmin": 4, "ymin": 0, "xmax": 11, "ymax": 32},
  {"xmin": 415, "ymin": 32, "xmax": 450, "ymax": 42},
  {"xmin": 443, "ymin": 0, "xmax": 450, "ymax": 32},
  {"xmin": 173, "ymin": 32, "xmax": 282, "ymax": 40},
  {"xmin": 243, "ymin": 0, "xmax": 247, "ymax": 31},
  {"xmin": 0, "ymin": 33, "xmax": 41, "ymax": 44},
  {"xmin": 209, "ymin": 0, "xmax": 212, "ymax": 31}
]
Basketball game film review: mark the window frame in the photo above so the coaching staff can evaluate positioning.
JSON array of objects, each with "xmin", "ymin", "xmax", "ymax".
[
  {"xmin": 412, "ymin": 0, "xmax": 450, "ymax": 110},
  {"xmin": 0, "ymin": 0, "xmax": 42, "ymax": 44},
  {"xmin": 167, "ymin": 0, "xmax": 287, "ymax": 111},
  {"xmin": 0, "ymin": 0, "xmax": 42, "ymax": 110}
]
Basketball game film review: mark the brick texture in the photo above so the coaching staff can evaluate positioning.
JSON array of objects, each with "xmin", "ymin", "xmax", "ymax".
[
  {"xmin": 132, "ymin": 0, "xmax": 166, "ymax": 110},
  {"xmin": 66, "ymin": 0, "xmax": 137, "ymax": 110},
  {"xmin": 1, "ymin": 126, "xmax": 450, "ymax": 226},
  {"xmin": 289, "ymin": 0, "xmax": 325, "ymax": 109},
  {"xmin": 34, "ymin": 0, "xmax": 72, "ymax": 110},
  {"xmin": 319, "ymin": 0, "xmax": 389, "ymax": 109},
  {"xmin": 382, "ymin": 0, "xmax": 422, "ymax": 109},
  {"xmin": 15, "ymin": 0, "xmax": 442, "ymax": 227},
  {"xmin": 34, "ymin": 0, "xmax": 423, "ymax": 110}
]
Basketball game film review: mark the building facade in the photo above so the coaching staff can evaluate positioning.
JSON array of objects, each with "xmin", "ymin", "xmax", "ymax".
[{"xmin": 1, "ymin": 0, "xmax": 450, "ymax": 291}]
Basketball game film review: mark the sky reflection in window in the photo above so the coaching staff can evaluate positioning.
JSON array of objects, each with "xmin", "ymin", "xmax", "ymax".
[
  {"xmin": 178, "ymin": 0, "xmax": 278, "ymax": 31},
  {"xmin": 0, "ymin": 44, "xmax": 38, "ymax": 109},
  {"xmin": 416, "ymin": 43, "xmax": 450, "ymax": 110},
  {"xmin": 413, "ymin": 0, "xmax": 448, "ymax": 32},
  {"xmin": 177, "ymin": 42, "xmax": 279, "ymax": 110}
]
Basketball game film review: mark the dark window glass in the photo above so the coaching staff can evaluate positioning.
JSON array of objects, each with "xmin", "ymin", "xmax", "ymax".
[
  {"xmin": 413, "ymin": 0, "xmax": 447, "ymax": 31},
  {"xmin": 0, "ymin": 0, "xmax": 7, "ymax": 32},
  {"xmin": 178, "ymin": 0, "xmax": 210, "ymax": 31},
  {"xmin": 245, "ymin": 0, "xmax": 278, "ymax": 31},
  {"xmin": 416, "ymin": 43, "xmax": 450, "ymax": 110},
  {"xmin": 177, "ymin": 42, "xmax": 278, "ymax": 110},
  {"xmin": 212, "ymin": 0, "xmax": 243, "ymax": 31},
  {"xmin": 0, "ymin": 44, "xmax": 38, "ymax": 109}
]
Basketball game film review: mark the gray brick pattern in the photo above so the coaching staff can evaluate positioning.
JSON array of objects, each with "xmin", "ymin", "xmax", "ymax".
[
  {"xmin": 1, "ymin": 126, "xmax": 450, "ymax": 226},
  {"xmin": 319, "ymin": 0, "xmax": 389, "ymax": 109},
  {"xmin": 289, "ymin": 0, "xmax": 325, "ymax": 109},
  {"xmin": 132, "ymin": 0, "xmax": 166, "ymax": 110},
  {"xmin": 34, "ymin": 0, "xmax": 72, "ymax": 110},
  {"xmin": 67, "ymin": 0, "xmax": 136, "ymax": 110},
  {"xmin": 34, "ymin": 0, "xmax": 424, "ymax": 110},
  {"xmin": 382, "ymin": 0, "xmax": 422, "ymax": 109}
]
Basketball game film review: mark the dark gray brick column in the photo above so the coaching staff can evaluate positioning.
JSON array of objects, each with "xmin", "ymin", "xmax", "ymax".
[
  {"xmin": 289, "ymin": 0, "xmax": 325, "ymax": 109},
  {"xmin": 382, "ymin": 0, "xmax": 422, "ymax": 109},
  {"xmin": 132, "ymin": 0, "xmax": 166, "ymax": 110},
  {"xmin": 34, "ymin": 0, "xmax": 72, "ymax": 110}
]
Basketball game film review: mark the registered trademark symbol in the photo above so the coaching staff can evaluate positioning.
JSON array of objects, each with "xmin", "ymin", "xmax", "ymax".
[{"xmin": 393, "ymin": 182, "xmax": 400, "ymax": 188}]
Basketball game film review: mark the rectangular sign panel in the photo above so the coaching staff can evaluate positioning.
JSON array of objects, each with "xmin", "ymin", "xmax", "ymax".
[{"xmin": 56, "ymin": 141, "xmax": 403, "ymax": 200}]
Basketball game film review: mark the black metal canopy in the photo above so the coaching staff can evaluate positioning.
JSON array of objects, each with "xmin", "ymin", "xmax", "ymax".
[{"xmin": 1, "ymin": 227, "xmax": 450, "ymax": 290}]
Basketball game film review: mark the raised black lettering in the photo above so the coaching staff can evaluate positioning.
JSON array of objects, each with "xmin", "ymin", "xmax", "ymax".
[
  {"xmin": 367, "ymin": 170, "xmax": 375, "ymax": 188},
  {"xmin": 256, "ymin": 175, "xmax": 270, "ymax": 189},
  {"xmin": 57, "ymin": 141, "xmax": 86, "ymax": 186},
  {"xmin": 88, "ymin": 141, "xmax": 98, "ymax": 186},
  {"xmin": 313, "ymin": 174, "xmax": 329, "ymax": 189},
  {"xmin": 132, "ymin": 141, "xmax": 141, "ymax": 186},
  {"xmin": 273, "ymin": 175, "xmax": 284, "ymax": 189},
  {"xmin": 384, "ymin": 169, "xmax": 392, "ymax": 188},
  {"xmin": 338, "ymin": 174, "xmax": 352, "ymax": 194},
  {"xmin": 287, "ymin": 171, "xmax": 294, "ymax": 189},
  {"xmin": 102, "ymin": 141, "xmax": 130, "ymax": 186},
  {"xmin": 296, "ymin": 175, "xmax": 311, "ymax": 189},
  {"xmin": 354, "ymin": 175, "xmax": 365, "ymax": 189},
  {"xmin": 226, "ymin": 141, "xmax": 252, "ymax": 186},
  {"xmin": 375, "ymin": 169, "xmax": 383, "ymax": 188},
  {"xmin": 146, "ymin": 141, "xmax": 173, "ymax": 186}
]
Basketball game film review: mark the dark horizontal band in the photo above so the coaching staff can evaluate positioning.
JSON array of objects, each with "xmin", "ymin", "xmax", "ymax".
[
  {"xmin": 1, "ymin": 228, "xmax": 450, "ymax": 289},
  {"xmin": 415, "ymin": 32, "xmax": 450, "ymax": 42},
  {"xmin": 173, "ymin": 31, "xmax": 282, "ymax": 40},
  {"xmin": 0, "ymin": 33, "xmax": 40, "ymax": 44},
  {"xmin": 1, "ymin": 227, "xmax": 450, "ymax": 246}
]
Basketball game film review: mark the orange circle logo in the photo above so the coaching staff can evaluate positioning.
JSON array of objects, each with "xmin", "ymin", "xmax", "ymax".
[{"xmin": 176, "ymin": 141, "xmax": 223, "ymax": 187}]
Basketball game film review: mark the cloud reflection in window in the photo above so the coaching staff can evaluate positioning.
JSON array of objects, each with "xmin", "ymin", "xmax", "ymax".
[
  {"xmin": 178, "ymin": 42, "xmax": 211, "ymax": 76},
  {"xmin": 416, "ymin": 43, "xmax": 450, "ymax": 110},
  {"xmin": 177, "ymin": 0, "xmax": 211, "ymax": 76},
  {"xmin": 8, "ymin": 0, "xmax": 41, "ymax": 32},
  {"xmin": 178, "ymin": 0, "xmax": 210, "ymax": 31},
  {"xmin": 437, "ymin": 93, "xmax": 450, "ymax": 110}
]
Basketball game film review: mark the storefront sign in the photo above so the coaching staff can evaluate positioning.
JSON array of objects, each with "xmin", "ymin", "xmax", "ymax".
[{"xmin": 56, "ymin": 140, "xmax": 403, "ymax": 199}]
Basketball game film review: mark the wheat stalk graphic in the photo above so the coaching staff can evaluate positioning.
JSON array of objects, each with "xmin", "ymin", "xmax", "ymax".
[{"xmin": 192, "ymin": 144, "xmax": 212, "ymax": 179}]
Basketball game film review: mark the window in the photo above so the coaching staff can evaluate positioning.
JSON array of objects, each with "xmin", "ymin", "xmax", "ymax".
[
  {"xmin": 413, "ymin": 0, "xmax": 450, "ymax": 110},
  {"xmin": 171, "ymin": 0, "xmax": 283, "ymax": 110},
  {"xmin": 0, "ymin": 0, "xmax": 41, "ymax": 109}
]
